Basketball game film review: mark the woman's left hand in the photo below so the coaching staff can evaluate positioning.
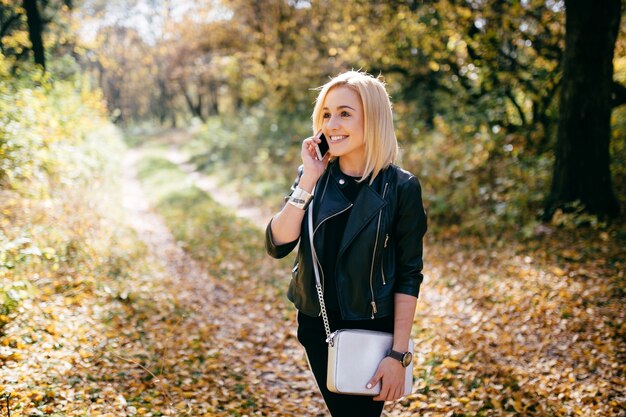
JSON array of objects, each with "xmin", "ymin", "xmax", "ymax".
[{"xmin": 367, "ymin": 356, "xmax": 406, "ymax": 402}]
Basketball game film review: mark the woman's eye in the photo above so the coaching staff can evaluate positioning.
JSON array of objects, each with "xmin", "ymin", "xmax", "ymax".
[
  {"xmin": 322, "ymin": 113, "xmax": 330, "ymax": 119},
  {"xmin": 341, "ymin": 111, "xmax": 351, "ymax": 117}
]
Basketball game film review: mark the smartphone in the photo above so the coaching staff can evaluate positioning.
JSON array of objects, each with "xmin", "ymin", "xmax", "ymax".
[{"xmin": 315, "ymin": 133, "xmax": 329, "ymax": 160}]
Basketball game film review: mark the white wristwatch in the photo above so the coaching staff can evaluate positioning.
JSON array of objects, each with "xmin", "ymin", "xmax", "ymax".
[{"xmin": 287, "ymin": 186, "xmax": 313, "ymax": 210}]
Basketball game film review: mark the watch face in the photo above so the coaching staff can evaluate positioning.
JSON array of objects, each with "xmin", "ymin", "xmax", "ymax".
[{"xmin": 402, "ymin": 352, "xmax": 413, "ymax": 367}]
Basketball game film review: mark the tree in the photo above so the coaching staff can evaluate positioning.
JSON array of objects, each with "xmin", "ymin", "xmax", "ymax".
[
  {"xmin": 1, "ymin": 0, "xmax": 74, "ymax": 70},
  {"xmin": 543, "ymin": 0, "xmax": 622, "ymax": 220},
  {"xmin": 22, "ymin": 0, "xmax": 45, "ymax": 69}
]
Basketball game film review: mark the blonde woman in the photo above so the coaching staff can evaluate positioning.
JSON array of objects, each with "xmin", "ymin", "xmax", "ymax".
[{"xmin": 266, "ymin": 71, "xmax": 427, "ymax": 416}]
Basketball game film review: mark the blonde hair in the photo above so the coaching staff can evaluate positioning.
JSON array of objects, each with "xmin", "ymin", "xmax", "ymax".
[{"xmin": 312, "ymin": 70, "xmax": 398, "ymax": 184}]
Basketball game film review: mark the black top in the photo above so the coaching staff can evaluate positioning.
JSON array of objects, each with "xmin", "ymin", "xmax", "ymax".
[{"xmin": 322, "ymin": 172, "xmax": 365, "ymax": 312}]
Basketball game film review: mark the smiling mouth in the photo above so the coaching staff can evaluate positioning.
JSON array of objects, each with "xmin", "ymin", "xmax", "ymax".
[{"xmin": 330, "ymin": 135, "xmax": 348, "ymax": 143}]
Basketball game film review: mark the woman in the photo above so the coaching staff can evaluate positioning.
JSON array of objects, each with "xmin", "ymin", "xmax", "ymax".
[{"xmin": 265, "ymin": 70, "xmax": 427, "ymax": 416}]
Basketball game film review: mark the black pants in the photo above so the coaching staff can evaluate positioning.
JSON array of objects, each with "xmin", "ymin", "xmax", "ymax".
[{"xmin": 296, "ymin": 310, "xmax": 394, "ymax": 417}]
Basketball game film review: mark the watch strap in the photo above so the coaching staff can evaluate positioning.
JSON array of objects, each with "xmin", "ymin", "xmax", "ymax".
[{"xmin": 387, "ymin": 349, "xmax": 412, "ymax": 367}]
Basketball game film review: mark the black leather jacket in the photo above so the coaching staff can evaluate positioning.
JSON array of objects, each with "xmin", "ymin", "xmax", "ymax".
[{"xmin": 265, "ymin": 160, "xmax": 427, "ymax": 320}]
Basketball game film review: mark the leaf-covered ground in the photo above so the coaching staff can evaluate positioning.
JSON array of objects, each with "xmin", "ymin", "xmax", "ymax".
[
  {"xmin": 409, "ymin": 229, "xmax": 625, "ymax": 416},
  {"xmin": 1, "ymin": 128, "xmax": 624, "ymax": 416}
]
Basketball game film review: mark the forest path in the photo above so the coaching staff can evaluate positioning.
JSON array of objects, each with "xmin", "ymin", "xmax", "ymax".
[
  {"xmin": 165, "ymin": 146, "xmax": 272, "ymax": 230},
  {"xmin": 121, "ymin": 140, "xmax": 327, "ymax": 416}
]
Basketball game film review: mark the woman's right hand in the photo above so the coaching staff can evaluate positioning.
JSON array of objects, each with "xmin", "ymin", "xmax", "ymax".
[
  {"xmin": 267, "ymin": 133, "xmax": 329, "ymax": 245},
  {"xmin": 299, "ymin": 132, "xmax": 330, "ymax": 191}
]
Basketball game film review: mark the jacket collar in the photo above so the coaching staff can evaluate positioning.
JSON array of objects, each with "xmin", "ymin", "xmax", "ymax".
[
  {"xmin": 312, "ymin": 162, "xmax": 351, "ymax": 228},
  {"xmin": 312, "ymin": 161, "xmax": 387, "ymax": 253}
]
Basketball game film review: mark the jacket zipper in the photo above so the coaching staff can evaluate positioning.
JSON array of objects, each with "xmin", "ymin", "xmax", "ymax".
[
  {"xmin": 313, "ymin": 205, "xmax": 353, "ymax": 236},
  {"xmin": 381, "ymin": 233, "xmax": 389, "ymax": 285},
  {"xmin": 369, "ymin": 182, "xmax": 389, "ymax": 319}
]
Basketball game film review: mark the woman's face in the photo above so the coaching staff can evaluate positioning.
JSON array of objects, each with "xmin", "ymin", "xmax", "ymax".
[{"xmin": 321, "ymin": 86, "xmax": 365, "ymax": 164}]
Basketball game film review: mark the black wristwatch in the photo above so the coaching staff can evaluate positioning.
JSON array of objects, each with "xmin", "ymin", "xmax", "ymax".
[{"xmin": 387, "ymin": 349, "xmax": 413, "ymax": 367}]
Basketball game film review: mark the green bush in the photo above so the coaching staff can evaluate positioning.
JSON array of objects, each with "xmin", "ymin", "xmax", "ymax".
[
  {"xmin": 0, "ymin": 55, "xmax": 111, "ymax": 330},
  {"xmin": 0, "ymin": 57, "xmax": 106, "ymax": 195},
  {"xmin": 185, "ymin": 113, "xmax": 310, "ymax": 206}
]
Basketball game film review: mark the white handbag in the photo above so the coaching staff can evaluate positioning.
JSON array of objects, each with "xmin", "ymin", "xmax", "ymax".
[
  {"xmin": 327, "ymin": 329, "xmax": 414, "ymax": 395},
  {"xmin": 307, "ymin": 200, "xmax": 414, "ymax": 396}
]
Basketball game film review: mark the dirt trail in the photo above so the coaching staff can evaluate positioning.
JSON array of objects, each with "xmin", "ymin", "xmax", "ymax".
[
  {"xmin": 123, "ymin": 149, "xmax": 230, "ymax": 304},
  {"xmin": 166, "ymin": 146, "xmax": 273, "ymax": 230},
  {"xmin": 122, "ymin": 146, "xmax": 327, "ymax": 416}
]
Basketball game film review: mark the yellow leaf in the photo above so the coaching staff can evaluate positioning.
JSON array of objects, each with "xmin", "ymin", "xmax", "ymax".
[
  {"xmin": 491, "ymin": 396, "xmax": 503, "ymax": 409},
  {"xmin": 442, "ymin": 358, "xmax": 460, "ymax": 369},
  {"xmin": 30, "ymin": 390, "xmax": 44, "ymax": 402},
  {"xmin": 79, "ymin": 349, "xmax": 92, "ymax": 359},
  {"xmin": 428, "ymin": 61, "xmax": 440, "ymax": 72},
  {"xmin": 561, "ymin": 249, "xmax": 582, "ymax": 261}
]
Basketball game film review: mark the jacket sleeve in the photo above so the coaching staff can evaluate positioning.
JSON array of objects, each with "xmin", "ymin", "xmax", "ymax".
[
  {"xmin": 393, "ymin": 175, "xmax": 428, "ymax": 297},
  {"xmin": 264, "ymin": 166, "xmax": 303, "ymax": 259}
]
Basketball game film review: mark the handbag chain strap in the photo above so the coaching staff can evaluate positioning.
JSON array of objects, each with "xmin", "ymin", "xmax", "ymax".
[{"xmin": 307, "ymin": 192, "xmax": 335, "ymax": 346}]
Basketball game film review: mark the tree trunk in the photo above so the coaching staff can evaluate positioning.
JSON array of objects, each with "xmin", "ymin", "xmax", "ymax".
[
  {"xmin": 543, "ymin": 0, "xmax": 621, "ymax": 220},
  {"xmin": 179, "ymin": 80, "xmax": 206, "ymax": 122},
  {"xmin": 22, "ymin": 0, "xmax": 45, "ymax": 69}
]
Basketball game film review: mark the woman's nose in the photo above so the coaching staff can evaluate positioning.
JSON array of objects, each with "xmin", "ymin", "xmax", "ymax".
[{"xmin": 326, "ymin": 114, "xmax": 340, "ymax": 130}]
